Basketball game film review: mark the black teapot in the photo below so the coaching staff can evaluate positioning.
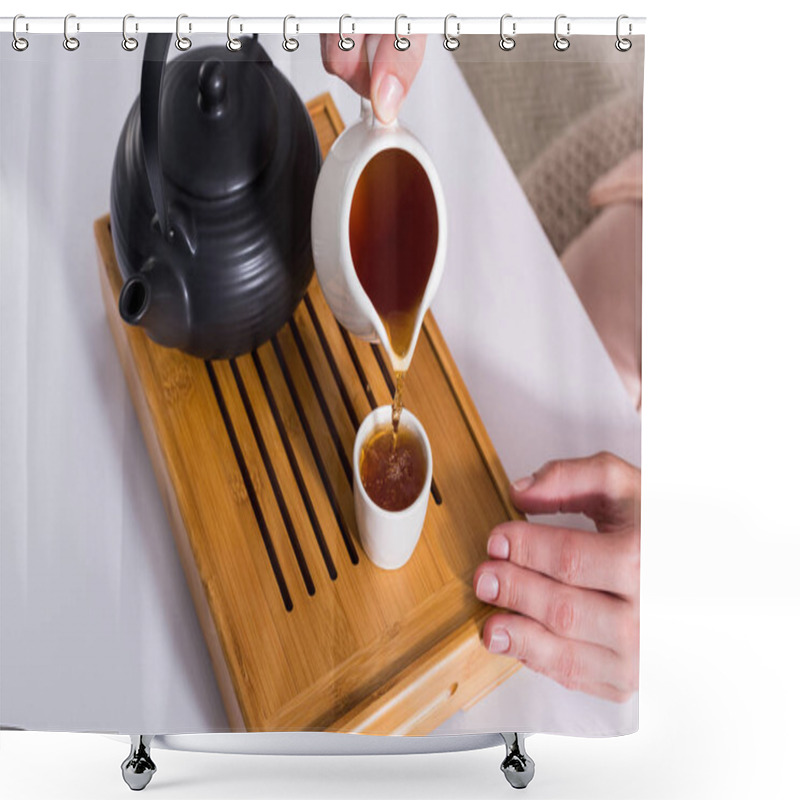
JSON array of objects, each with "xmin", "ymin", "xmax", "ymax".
[{"xmin": 110, "ymin": 33, "xmax": 321, "ymax": 359}]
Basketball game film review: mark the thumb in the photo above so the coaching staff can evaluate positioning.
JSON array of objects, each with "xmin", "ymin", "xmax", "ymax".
[
  {"xmin": 510, "ymin": 452, "xmax": 640, "ymax": 529},
  {"xmin": 369, "ymin": 34, "xmax": 426, "ymax": 124}
]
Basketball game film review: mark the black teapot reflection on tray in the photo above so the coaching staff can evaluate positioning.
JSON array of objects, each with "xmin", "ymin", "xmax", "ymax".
[{"xmin": 110, "ymin": 33, "xmax": 321, "ymax": 360}]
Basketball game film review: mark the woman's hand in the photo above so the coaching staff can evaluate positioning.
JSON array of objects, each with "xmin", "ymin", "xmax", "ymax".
[
  {"xmin": 319, "ymin": 34, "xmax": 426, "ymax": 124},
  {"xmin": 474, "ymin": 452, "xmax": 641, "ymax": 702}
]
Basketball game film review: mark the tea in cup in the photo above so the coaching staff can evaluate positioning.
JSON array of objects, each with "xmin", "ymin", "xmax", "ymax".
[{"xmin": 353, "ymin": 406, "xmax": 432, "ymax": 570}]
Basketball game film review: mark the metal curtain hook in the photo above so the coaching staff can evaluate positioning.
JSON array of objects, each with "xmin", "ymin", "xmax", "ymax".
[
  {"xmin": 63, "ymin": 13, "xmax": 80, "ymax": 51},
  {"xmin": 283, "ymin": 15, "xmax": 299, "ymax": 51},
  {"xmin": 616, "ymin": 14, "xmax": 632, "ymax": 51},
  {"xmin": 394, "ymin": 14, "xmax": 410, "ymax": 51},
  {"xmin": 443, "ymin": 14, "xmax": 460, "ymax": 51},
  {"xmin": 12, "ymin": 14, "xmax": 29, "ymax": 51},
  {"xmin": 227, "ymin": 15, "xmax": 242, "ymax": 51},
  {"xmin": 554, "ymin": 14, "xmax": 570, "ymax": 51},
  {"xmin": 122, "ymin": 14, "xmax": 139, "ymax": 51},
  {"xmin": 499, "ymin": 14, "xmax": 516, "ymax": 51},
  {"xmin": 338, "ymin": 14, "xmax": 355, "ymax": 51},
  {"xmin": 175, "ymin": 14, "xmax": 192, "ymax": 50}
]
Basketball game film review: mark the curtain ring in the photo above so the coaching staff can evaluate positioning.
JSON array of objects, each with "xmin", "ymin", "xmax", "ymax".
[
  {"xmin": 338, "ymin": 14, "xmax": 355, "ymax": 51},
  {"xmin": 227, "ymin": 15, "xmax": 242, "ymax": 51},
  {"xmin": 63, "ymin": 13, "xmax": 80, "ymax": 51},
  {"xmin": 283, "ymin": 15, "xmax": 299, "ymax": 51},
  {"xmin": 499, "ymin": 14, "xmax": 516, "ymax": 51},
  {"xmin": 616, "ymin": 14, "xmax": 632, "ymax": 51},
  {"xmin": 554, "ymin": 14, "xmax": 570, "ymax": 51},
  {"xmin": 12, "ymin": 14, "xmax": 29, "ymax": 52},
  {"xmin": 394, "ymin": 15, "xmax": 411, "ymax": 51},
  {"xmin": 122, "ymin": 14, "xmax": 139, "ymax": 51},
  {"xmin": 175, "ymin": 14, "xmax": 192, "ymax": 50},
  {"xmin": 443, "ymin": 14, "xmax": 460, "ymax": 51}
]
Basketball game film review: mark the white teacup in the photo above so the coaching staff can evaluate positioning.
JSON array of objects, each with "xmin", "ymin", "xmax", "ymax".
[{"xmin": 353, "ymin": 406, "xmax": 433, "ymax": 570}]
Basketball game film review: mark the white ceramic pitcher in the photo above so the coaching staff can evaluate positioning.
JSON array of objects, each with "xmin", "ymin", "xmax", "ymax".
[{"xmin": 311, "ymin": 96, "xmax": 447, "ymax": 373}]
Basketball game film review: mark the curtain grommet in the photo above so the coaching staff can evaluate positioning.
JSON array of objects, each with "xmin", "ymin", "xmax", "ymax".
[
  {"xmin": 12, "ymin": 14, "xmax": 29, "ymax": 51},
  {"xmin": 338, "ymin": 14, "xmax": 355, "ymax": 51},
  {"xmin": 616, "ymin": 14, "xmax": 632, "ymax": 51},
  {"xmin": 283, "ymin": 15, "xmax": 299, "ymax": 52},
  {"xmin": 443, "ymin": 14, "xmax": 460, "ymax": 51},
  {"xmin": 122, "ymin": 14, "xmax": 139, "ymax": 51},
  {"xmin": 499, "ymin": 14, "xmax": 516, "ymax": 51},
  {"xmin": 175, "ymin": 14, "xmax": 192, "ymax": 51},
  {"xmin": 226, "ymin": 15, "xmax": 242, "ymax": 52},
  {"xmin": 554, "ymin": 14, "xmax": 570, "ymax": 52},
  {"xmin": 63, "ymin": 13, "xmax": 80, "ymax": 51},
  {"xmin": 394, "ymin": 15, "xmax": 411, "ymax": 51}
]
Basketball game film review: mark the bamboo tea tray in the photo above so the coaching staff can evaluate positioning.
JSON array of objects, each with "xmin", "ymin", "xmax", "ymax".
[{"xmin": 95, "ymin": 93, "xmax": 521, "ymax": 734}]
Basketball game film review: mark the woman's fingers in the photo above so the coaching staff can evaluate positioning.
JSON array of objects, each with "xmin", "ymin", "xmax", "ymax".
[
  {"xmin": 490, "ymin": 453, "xmax": 641, "ymax": 700},
  {"xmin": 487, "ymin": 520, "xmax": 639, "ymax": 598},
  {"xmin": 483, "ymin": 613, "xmax": 637, "ymax": 702},
  {"xmin": 510, "ymin": 451, "xmax": 640, "ymax": 531},
  {"xmin": 369, "ymin": 34, "xmax": 426, "ymax": 123},
  {"xmin": 319, "ymin": 33, "xmax": 426, "ymax": 123},
  {"xmin": 319, "ymin": 33, "xmax": 370, "ymax": 97},
  {"xmin": 474, "ymin": 560, "xmax": 635, "ymax": 654}
]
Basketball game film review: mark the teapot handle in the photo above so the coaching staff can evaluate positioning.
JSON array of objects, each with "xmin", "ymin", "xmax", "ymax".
[{"xmin": 141, "ymin": 33, "xmax": 171, "ymax": 236}]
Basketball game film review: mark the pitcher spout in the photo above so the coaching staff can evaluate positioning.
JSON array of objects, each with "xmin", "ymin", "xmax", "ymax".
[{"xmin": 374, "ymin": 310, "xmax": 425, "ymax": 375}]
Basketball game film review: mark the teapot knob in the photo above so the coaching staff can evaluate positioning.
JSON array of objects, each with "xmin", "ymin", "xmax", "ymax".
[{"xmin": 198, "ymin": 59, "xmax": 227, "ymax": 116}]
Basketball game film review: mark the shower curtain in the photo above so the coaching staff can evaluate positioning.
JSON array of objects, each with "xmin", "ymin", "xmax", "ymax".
[{"xmin": 0, "ymin": 23, "xmax": 644, "ymax": 742}]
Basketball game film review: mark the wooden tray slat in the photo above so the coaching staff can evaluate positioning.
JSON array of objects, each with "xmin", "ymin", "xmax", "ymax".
[
  {"xmin": 277, "ymin": 314, "xmax": 356, "ymax": 485},
  {"xmin": 95, "ymin": 92, "xmax": 521, "ymax": 734},
  {"xmin": 253, "ymin": 344, "xmax": 357, "ymax": 573},
  {"xmin": 212, "ymin": 360, "xmax": 314, "ymax": 607},
  {"xmin": 297, "ymin": 296, "xmax": 374, "ymax": 429},
  {"xmin": 235, "ymin": 354, "xmax": 340, "ymax": 583},
  {"xmin": 257, "ymin": 339, "xmax": 360, "ymax": 569}
]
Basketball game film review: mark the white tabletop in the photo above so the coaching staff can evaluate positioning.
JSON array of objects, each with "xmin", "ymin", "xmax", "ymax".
[{"xmin": 0, "ymin": 35, "xmax": 639, "ymax": 736}]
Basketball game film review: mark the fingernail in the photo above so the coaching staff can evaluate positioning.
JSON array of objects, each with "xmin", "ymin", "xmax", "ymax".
[
  {"xmin": 374, "ymin": 74, "xmax": 404, "ymax": 123},
  {"xmin": 476, "ymin": 572, "xmax": 500, "ymax": 602},
  {"xmin": 488, "ymin": 628, "xmax": 511, "ymax": 654},
  {"xmin": 512, "ymin": 475, "xmax": 536, "ymax": 493},
  {"xmin": 487, "ymin": 534, "xmax": 510, "ymax": 560}
]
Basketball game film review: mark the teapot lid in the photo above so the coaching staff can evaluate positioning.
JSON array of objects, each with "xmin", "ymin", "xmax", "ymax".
[{"xmin": 158, "ymin": 38, "xmax": 277, "ymax": 200}]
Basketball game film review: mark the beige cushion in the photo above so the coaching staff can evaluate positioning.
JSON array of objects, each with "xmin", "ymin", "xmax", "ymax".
[
  {"xmin": 519, "ymin": 93, "xmax": 643, "ymax": 255},
  {"xmin": 560, "ymin": 151, "xmax": 643, "ymax": 409}
]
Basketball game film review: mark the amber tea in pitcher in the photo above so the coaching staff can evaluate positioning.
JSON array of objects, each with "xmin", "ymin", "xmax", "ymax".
[{"xmin": 349, "ymin": 147, "xmax": 439, "ymax": 362}]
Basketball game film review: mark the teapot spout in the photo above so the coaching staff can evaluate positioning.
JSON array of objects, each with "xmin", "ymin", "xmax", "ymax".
[
  {"xmin": 119, "ymin": 274, "xmax": 151, "ymax": 326},
  {"xmin": 118, "ymin": 262, "xmax": 190, "ymax": 351}
]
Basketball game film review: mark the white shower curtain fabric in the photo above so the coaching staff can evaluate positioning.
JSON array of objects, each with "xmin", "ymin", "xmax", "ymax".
[{"xmin": 0, "ymin": 31, "xmax": 643, "ymax": 737}]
